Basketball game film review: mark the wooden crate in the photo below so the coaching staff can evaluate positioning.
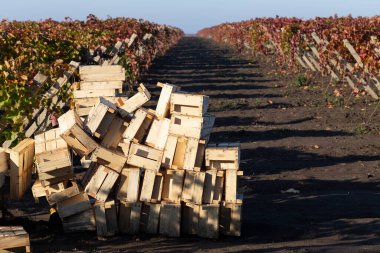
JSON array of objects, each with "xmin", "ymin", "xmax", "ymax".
[
  {"xmin": 140, "ymin": 202, "xmax": 161, "ymax": 234},
  {"xmin": 94, "ymin": 200, "xmax": 119, "ymax": 237},
  {"xmin": 161, "ymin": 169, "xmax": 185, "ymax": 203},
  {"xmin": 181, "ymin": 171, "xmax": 205, "ymax": 204},
  {"xmin": 220, "ymin": 202, "xmax": 242, "ymax": 236},
  {"xmin": 145, "ymin": 118, "xmax": 171, "ymax": 150},
  {"xmin": 127, "ymin": 143, "xmax": 163, "ymax": 172},
  {"xmin": 73, "ymin": 96, "xmax": 123, "ymax": 117},
  {"xmin": 169, "ymin": 114, "xmax": 215, "ymax": 139},
  {"xmin": 0, "ymin": 226, "xmax": 30, "ymax": 252},
  {"xmin": 140, "ymin": 169, "xmax": 163, "ymax": 203},
  {"xmin": 34, "ymin": 128, "xmax": 67, "ymax": 155},
  {"xmin": 170, "ymin": 93, "xmax": 209, "ymax": 116},
  {"xmin": 155, "ymin": 82, "xmax": 181, "ymax": 119},
  {"xmin": 0, "ymin": 148, "xmax": 9, "ymax": 189},
  {"xmin": 117, "ymin": 167, "xmax": 141, "ymax": 202},
  {"xmin": 35, "ymin": 148, "xmax": 73, "ymax": 181},
  {"xmin": 31, "ymin": 179, "xmax": 47, "ymax": 202},
  {"xmin": 118, "ymin": 141, "xmax": 131, "ymax": 156},
  {"xmin": 79, "ymin": 65, "xmax": 125, "ymax": 82},
  {"xmin": 162, "ymin": 135, "xmax": 205, "ymax": 171},
  {"xmin": 84, "ymin": 165, "xmax": 119, "ymax": 202},
  {"xmin": 225, "ymin": 170, "xmax": 244, "ymax": 204},
  {"xmin": 58, "ymin": 110, "xmax": 98, "ymax": 157},
  {"xmin": 79, "ymin": 81, "xmax": 123, "ymax": 90},
  {"xmin": 90, "ymin": 146, "xmax": 127, "ymax": 173},
  {"xmin": 181, "ymin": 202, "xmax": 200, "ymax": 235},
  {"xmin": 85, "ymin": 97, "xmax": 117, "ymax": 139},
  {"xmin": 118, "ymin": 83, "xmax": 151, "ymax": 118},
  {"xmin": 198, "ymin": 204, "xmax": 220, "ymax": 239},
  {"xmin": 101, "ymin": 116, "xmax": 128, "ymax": 150},
  {"xmin": 202, "ymin": 170, "xmax": 224, "ymax": 204},
  {"xmin": 63, "ymin": 208, "xmax": 96, "ymax": 232},
  {"xmin": 9, "ymin": 138, "xmax": 35, "ymax": 200},
  {"xmin": 159, "ymin": 202, "xmax": 181, "ymax": 237},
  {"xmin": 122, "ymin": 108, "xmax": 154, "ymax": 143},
  {"xmin": 56, "ymin": 192, "xmax": 91, "ymax": 218},
  {"xmin": 205, "ymin": 143, "xmax": 240, "ymax": 170},
  {"xmin": 46, "ymin": 180, "xmax": 81, "ymax": 206},
  {"xmin": 118, "ymin": 201, "xmax": 142, "ymax": 234}
]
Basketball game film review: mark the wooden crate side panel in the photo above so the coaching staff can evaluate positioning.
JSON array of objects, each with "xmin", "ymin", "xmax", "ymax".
[
  {"xmin": 181, "ymin": 203, "xmax": 200, "ymax": 235},
  {"xmin": 122, "ymin": 109, "xmax": 147, "ymax": 140},
  {"xmin": 159, "ymin": 203, "xmax": 181, "ymax": 237},
  {"xmin": 155, "ymin": 84, "xmax": 180, "ymax": 118},
  {"xmin": 161, "ymin": 135, "xmax": 177, "ymax": 168},
  {"xmin": 117, "ymin": 168, "xmax": 140, "ymax": 202},
  {"xmin": 141, "ymin": 203, "xmax": 161, "ymax": 234},
  {"xmin": 57, "ymin": 193, "xmax": 91, "ymax": 218},
  {"xmin": 202, "ymin": 170, "xmax": 217, "ymax": 204},
  {"xmin": 225, "ymin": 170, "xmax": 237, "ymax": 203},
  {"xmin": 63, "ymin": 209, "xmax": 96, "ymax": 232},
  {"xmin": 140, "ymin": 169, "xmax": 156, "ymax": 202},
  {"xmin": 96, "ymin": 169, "xmax": 119, "ymax": 202},
  {"xmin": 46, "ymin": 181, "xmax": 80, "ymax": 205},
  {"xmin": 91, "ymin": 147, "xmax": 127, "ymax": 173},
  {"xmin": 198, "ymin": 204, "xmax": 219, "ymax": 239}
]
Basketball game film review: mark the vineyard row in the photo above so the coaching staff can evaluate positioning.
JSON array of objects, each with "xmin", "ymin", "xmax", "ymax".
[
  {"xmin": 197, "ymin": 16, "xmax": 380, "ymax": 99},
  {"xmin": 0, "ymin": 15, "xmax": 184, "ymax": 145}
]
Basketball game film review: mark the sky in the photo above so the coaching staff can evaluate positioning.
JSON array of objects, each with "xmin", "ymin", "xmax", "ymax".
[{"xmin": 1, "ymin": 0, "xmax": 380, "ymax": 33}]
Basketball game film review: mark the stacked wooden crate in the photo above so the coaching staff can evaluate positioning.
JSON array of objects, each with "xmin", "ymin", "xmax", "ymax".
[
  {"xmin": 73, "ymin": 65, "xmax": 126, "ymax": 117},
  {"xmin": 16, "ymin": 78, "xmax": 244, "ymax": 239}
]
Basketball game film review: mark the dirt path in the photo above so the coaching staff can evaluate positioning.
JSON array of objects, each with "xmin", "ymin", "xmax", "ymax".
[{"xmin": 13, "ymin": 36, "xmax": 380, "ymax": 252}]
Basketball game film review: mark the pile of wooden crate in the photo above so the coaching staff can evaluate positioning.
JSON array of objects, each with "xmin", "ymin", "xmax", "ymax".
[{"xmin": 21, "ymin": 65, "xmax": 243, "ymax": 239}]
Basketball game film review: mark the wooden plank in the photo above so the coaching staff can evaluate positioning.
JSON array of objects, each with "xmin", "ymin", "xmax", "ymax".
[
  {"xmin": 79, "ymin": 81, "xmax": 122, "ymax": 90},
  {"xmin": 140, "ymin": 169, "xmax": 155, "ymax": 202},
  {"xmin": 85, "ymin": 97, "xmax": 117, "ymax": 138},
  {"xmin": 73, "ymin": 89, "xmax": 117, "ymax": 98},
  {"xmin": 181, "ymin": 171, "xmax": 205, "ymax": 204},
  {"xmin": 140, "ymin": 203, "xmax": 161, "ymax": 234},
  {"xmin": 62, "ymin": 209, "xmax": 96, "ymax": 232},
  {"xmin": 161, "ymin": 170, "xmax": 185, "ymax": 203},
  {"xmin": 90, "ymin": 146, "xmax": 127, "ymax": 173},
  {"xmin": 155, "ymin": 83, "xmax": 181, "ymax": 118},
  {"xmin": 122, "ymin": 109, "xmax": 153, "ymax": 142},
  {"xmin": 183, "ymin": 138, "xmax": 205, "ymax": 171},
  {"xmin": 9, "ymin": 139, "xmax": 35, "ymax": 200},
  {"xmin": 202, "ymin": 170, "xmax": 217, "ymax": 204},
  {"xmin": 34, "ymin": 128, "xmax": 67, "ymax": 155},
  {"xmin": 220, "ymin": 202, "xmax": 242, "ymax": 236},
  {"xmin": 161, "ymin": 135, "xmax": 178, "ymax": 169},
  {"xmin": 57, "ymin": 192, "xmax": 91, "ymax": 218},
  {"xmin": 181, "ymin": 202, "xmax": 200, "ymax": 235},
  {"xmin": 145, "ymin": 118, "xmax": 171, "ymax": 150},
  {"xmin": 343, "ymin": 39, "xmax": 364, "ymax": 68},
  {"xmin": 170, "ymin": 93, "xmax": 209, "ymax": 116},
  {"xmin": 205, "ymin": 143, "xmax": 240, "ymax": 170},
  {"xmin": 169, "ymin": 114, "xmax": 215, "ymax": 139},
  {"xmin": 118, "ymin": 84, "xmax": 151, "ymax": 117},
  {"xmin": 198, "ymin": 204, "xmax": 219, "ymax": 239},
  {"xmin": 117, "ymin": 167, "xmax": 141, "ymax": 202},
  {"xmin": 159, "ymin": 202, "xmax": 181, "ymax": 237},
  {"xmin": 127, "ymin": 143, "xmax": 163, "ymax": 171},
  {"xmin": 101, "ymin": 116, "xmax": 127, "ymax": 150},
  {"xmin": 46, "ymin": 181, "xmax": 80, "ymax": 205},
  {"xmin": 118, "ymin": 201, "xmax": 142, "ymax": 235}
]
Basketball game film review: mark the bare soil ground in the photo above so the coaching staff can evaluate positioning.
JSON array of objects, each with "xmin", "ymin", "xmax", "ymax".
[{"xmin": 3, "ymin": 36, "xmax": 380, "ymax": 252}]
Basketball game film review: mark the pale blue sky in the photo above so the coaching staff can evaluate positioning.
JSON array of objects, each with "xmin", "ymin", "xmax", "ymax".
[{"xmin": 0, "ymin": 0, "xmax": 379, "ymax": 33}]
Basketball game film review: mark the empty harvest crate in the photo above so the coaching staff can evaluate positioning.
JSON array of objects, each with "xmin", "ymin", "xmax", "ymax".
[
  {"xmin": 127, "ymin": 143, "xmax": 163, "ymax": 171},
  {"xmin": 170, "ymin": 93, "xmax": 209, "ymax": 116},
  {"xmin": 58, "ymin": 110, "xmax": 98, "ymax": 157},
  {"xmin": 205, "ymin": 143, "xmax": 241, "ymax": 170},
  {"xmin": 169, "ymin": 114, "xmax": 215, "ymax": 139}
]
